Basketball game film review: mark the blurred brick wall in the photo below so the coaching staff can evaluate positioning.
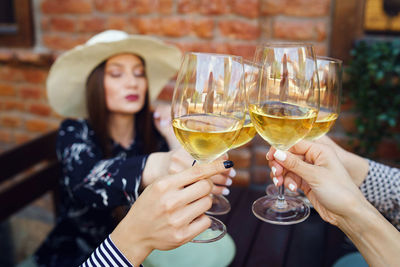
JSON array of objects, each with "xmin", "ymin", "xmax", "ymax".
[{"xmin": 3, "ymin": 0, "xmax": 397, "ymax": 189}]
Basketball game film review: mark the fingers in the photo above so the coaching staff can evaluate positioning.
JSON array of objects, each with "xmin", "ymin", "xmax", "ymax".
[
  {"xmin": 270, "ymin": 149, "xmax": 317, "ymax": 184},
  {"xmin": 211, "ymin": 185, "xmax": 229, "ymax": 195},
  {"xmin": 173, "ymin": 160, "xmax": 234, "ymax": 187},
  {"xmin": 179, "ymin": 179, "xmax": 213, "ymax": 204},
  {"xmin": 177, "ymin": 195, "xmax": 213, "ymax": 225},
  {"xmin": 186, "ymin": 214, "xmax": 211, "ymax": 241}
]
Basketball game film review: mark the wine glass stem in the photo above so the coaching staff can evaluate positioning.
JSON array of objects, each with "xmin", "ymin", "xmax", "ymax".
[{"xmin": 275, "ymin": 185, "xmax": 287, "ymax": 209}]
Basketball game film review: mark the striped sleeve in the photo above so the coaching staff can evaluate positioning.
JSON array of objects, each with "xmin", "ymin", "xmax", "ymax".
[{"xmin": 80, "ymin": 235, "xmax": 142, "ymax": 267}]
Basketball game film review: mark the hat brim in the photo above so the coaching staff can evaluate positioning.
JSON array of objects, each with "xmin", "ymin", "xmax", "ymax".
[{"xmin": 47, "ymin": 35, "xmax": 182, "ymax": 118}]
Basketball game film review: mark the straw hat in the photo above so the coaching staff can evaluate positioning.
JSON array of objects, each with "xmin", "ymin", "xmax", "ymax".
[{"xmin": 47, "ymin": 30, "xmax": 182, "ymax": 118}]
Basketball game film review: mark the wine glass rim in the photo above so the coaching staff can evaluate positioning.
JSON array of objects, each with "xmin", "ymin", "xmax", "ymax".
[
  {"xmin": 256, "ymin": 42, "xmax": 314, "ymax": 48},
  {"xmin": 183, "ymin": 51, "xmax": 243, "ymax": 60},
  {"xmin": 316, "ymin": 56, "xmax": 343, "ymax": 64}
]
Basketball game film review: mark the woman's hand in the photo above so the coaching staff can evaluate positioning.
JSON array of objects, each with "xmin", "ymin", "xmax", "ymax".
[
  {"xmin": 315, "ymin": 136, "xmax": 369, "ymax": 187},
  {"xmin": 153, "ymin": 104, "xmax": 181, "ymax": 150},
  {"xmin": 143, "ymin": 148, "xmax": 236, "ymax": 196},
  {"xmin": 110, "ymin": 159, "xmax": 233, "ymax": 266},
  {"xmin": 267, "ymin": 141, "xmax": 367, "ymax": 226}
]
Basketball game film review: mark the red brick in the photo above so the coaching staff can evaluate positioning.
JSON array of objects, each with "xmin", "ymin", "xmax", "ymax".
[
  {"xmin": 1, "ymin": 115, "xmax": 22, "ymax": 128},
  {"xmin": 107, "ymin": 17, "xmax": 129, "ymax": 31},
  {"xmin": 273, "ymin": 19, "xmax": 315, "ymax": 40},
  {"xmin": 94, "ymin": 0, "xmax": 135, "ymax": 13},
  {"xmin": 15, "ymin": 133, "xmax": 33, "ymax": 145},
  {"xmin": 135, "ymin": 0, "xmax": 173, "ymax": 14},
  {"xmin": 3, "ymin": 100, "xmax": 25, "ymax": 111},
  {"xmin": 157, "ymin": 82, "xmax": 175, "ymax": 101},
  {"xmin": 0, "ymin": 130, "xmax": 11, "ymax": 142},
  {"xmin": 133, "ymin": 18, "xmax": 161, "ymax": 35},
  {"xmin": 77, "ymin": 17, "xmax": 106, "ymax": 33},
  {"xmin": 314, "ymin": 43, "xmax": 327, "ymax": 56},
  {"xmin": 219, "ymin": 20, "xmax": 260, "ymax": 40},
  {"xmin": 316, "ymin": 21, "xmax": 327, "ymax": 42},
  {"xmin": 0, "ymin": 66, "xmax": 24, "ymax": 82},
  {"xmin": 0, "ymin": 84, "xmax": 15, "ymax": 96},
  {"xmin": 228, "ymin": 43, "xmax": 257, "ymax": 60},
  {"xmin": 161, "ymin": 17, "xmax": 191, "ymax": 37},
  {"xmin": 20, "ymin": 86, "xmax": 43, "ymax": 100},
  {"xmin": 159, "ymin": 0, "xmax": 173, "ymax": 14},
  {"xmin": 43, "ymin": 34, "xmax": 89, "ymax": 50},
  {"xmin": 200, "ymin": 0, "xmax": 231, "ymax": 15},
  {"xmin": 261, "ymin": 0, "xmax": 329, "ymax": 17},
  {"xmin": 233, "ymin": 0, "xmax": 260, "ymax": 18},
  {"xmin": 29, "ymin": 103, "xmax": 52, "ymax": 117},
  {"xmin": 21, "ymin": 68, "xmax": 48, "ymax": 84},
  {"xmin": 41, "ymin": 0, "xmax": 92, "ymax": 14},
  {"xmin": 228, "ymin": 148, "xmax": 251, "ymax": 168},
  {"xmin": 49, "ymin": 17, "xmax": 75, "ymax": 32},
  {"xmin": 259, "ymin": 17, "xmax": 273, "ymax": 40},
  {"xmin": 232, "ymin": 170, "xmax": 250, "ymax": 187},
  {"xmin": 16, "ymin": 51, "xmax": 51, "ymax": 65},
  {"xmin": 178, "ymin": 0, "xmax": 199, "ymax": 13},
  {"xmin": 192, "ymin": 18, "xmax": 214, "ymax": 39},
  {"xmin": 41, "ymin": 17, "xmax": 51, "ymax": 31},
  {"xmin": 283, "ymin": 0, "xmax": 330, "ymax": 17},
  {"xmin": 25, "ymin": 119, "xmax": 50, "ymax": 133}
]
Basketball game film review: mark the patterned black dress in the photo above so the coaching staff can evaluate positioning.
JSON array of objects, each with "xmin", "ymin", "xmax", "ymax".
[{"xmin": 34, "ymin": 119, "xmax": 167, "ymax": 267}]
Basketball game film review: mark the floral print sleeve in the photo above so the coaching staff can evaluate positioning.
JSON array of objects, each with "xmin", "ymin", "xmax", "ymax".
[
  {"xmin": 57, "ymin": 119, "xmax": 147, "ymax": 209},
  {"xmin": 360, "ymin": 159, "xmax": 400, "ymax": 230}
]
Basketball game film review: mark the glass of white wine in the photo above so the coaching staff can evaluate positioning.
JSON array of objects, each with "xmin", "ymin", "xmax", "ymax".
[
  {"xmin": 248, "ymin": 43, "xmax": 320, "ymax": 224},
  {"xmin": 230, "ymin": 60, "xmax": 260, "ymax": 150},
  {"xmin": 266, "ymin": 56, "xmax": 342, "ymax": 197},
  {"xmin": 171, "ymin": 52, "xmax": 246, "ymax": 242}
]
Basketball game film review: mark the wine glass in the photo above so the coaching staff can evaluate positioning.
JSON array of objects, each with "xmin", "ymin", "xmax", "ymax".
[
  {"xmin": 266, "ymin": 56, "xmax": 342, "ymax": 197},
  {"xmin": 248, "ymin": 43, "xmax": 320, "ymax": 224},
  {"xmin": 230, "ymin": 60, "xmax": 260, "ymax": 150},
  {"xmin": 171, "ymin": 52, "xmax": 246, "ymax": 242}
]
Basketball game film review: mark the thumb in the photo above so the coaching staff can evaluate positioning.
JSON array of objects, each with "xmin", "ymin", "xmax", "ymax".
[{"xmin": 272, "ymin": 149, "xmax": 317, "ymax": 184}]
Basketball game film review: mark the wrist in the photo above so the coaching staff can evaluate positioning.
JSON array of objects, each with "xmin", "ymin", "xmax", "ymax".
[{"xmin": 110, "ymin": 219, "xmax": 152, "ymax": 266}]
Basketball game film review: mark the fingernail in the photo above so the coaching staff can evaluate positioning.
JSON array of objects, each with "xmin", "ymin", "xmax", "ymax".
[
  {"xmin": 274, "ymin": 150, "xmax": 287, "ymax": 161},
  {"xmin": 224, "ymin": 160, "xmax": 234, "ymax": 168},
  {"xmin": 273, "ymin": 177, "xmax": 278, "ymax": 186},
  {"xmin": 266, "ymin": 153, "xmax": 270, "ymax": 161},
  {"xmin": 289, "ymin": 183, "xmax": 296, "ymax": 192},
  {"xmin": 161, "ymin": 120, "xmax": 170, "ymax": 127},
  {"xmin": 271, "ymin": 166, "xmax": 277, "ymax": 175},
  {"xmin": 153, "ymin": 112, "xmax": 160, "ymax": 118},
  {"xmin": 222, "ymin": 188, "xmax": 230, "ymax": 195},
  {"xmin": 229, "ymin": 168, "xmax": 236, "ymax": 178},
  {"xmin": 226, "ymin": 178, "xmax": 232, "ymax": 186}
]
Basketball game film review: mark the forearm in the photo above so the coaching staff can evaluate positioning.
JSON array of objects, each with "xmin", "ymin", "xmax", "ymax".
[
  {"xmin": 342, "ymin": 151, "xmax": 369, "ymax": 186},
  {"xmin": 338, "ymin": 199, "xmax": 400, "ymax": 267}
]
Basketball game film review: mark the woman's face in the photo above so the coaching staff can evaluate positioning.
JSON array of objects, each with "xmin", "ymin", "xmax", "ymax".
[{"xmin": 104, "ymin": 53, "xmax": 147, "ymax": 115}]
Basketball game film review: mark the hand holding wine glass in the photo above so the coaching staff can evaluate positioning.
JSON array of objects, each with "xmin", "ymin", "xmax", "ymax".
[
  {"xmin": 171, "ymin": 52, "xmax": 246, "ymax": 242},
  {"xmin": 248, "ymin": 43, "xmax": 320, "ymax": 224}
]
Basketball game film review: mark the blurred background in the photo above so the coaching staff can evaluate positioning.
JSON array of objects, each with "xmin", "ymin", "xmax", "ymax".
[{"xmin": 0, "ymin": 0, "xmax": 399, "ymax": 265}]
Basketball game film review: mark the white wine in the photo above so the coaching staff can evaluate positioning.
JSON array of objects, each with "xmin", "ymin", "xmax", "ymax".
[
  {"xmin": 305, "ymin": 110, "xmax": 338, "ymax": 140},
  {"xmin": 249, "ymin": 102, "xmax": 318, "ymax": 150},
  {"xmin": 172, "ymin": 114, "xmax": 242, "ymax": 162},
  {"xmin": 230, "ymin": 123, "xmax": 257, "ymax": 149}
]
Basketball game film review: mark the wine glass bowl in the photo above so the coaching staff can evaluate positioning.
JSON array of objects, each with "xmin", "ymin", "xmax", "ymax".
[
  {"xmin": 305, "ymin": 56, "xmax": 342, "ymax": 141},
  {"xmin": 171, "ymin": 52, "xmax": 246, "ymax": 242},
  {"xmin": 248, "ymin": 43, "xmax": 320, "ymax": 225}
]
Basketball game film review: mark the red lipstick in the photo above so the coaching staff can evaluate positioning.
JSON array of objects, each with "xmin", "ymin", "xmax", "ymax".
[{"xmin": 125, "ymin": 94, "xmax": 139, "ymax": 101}]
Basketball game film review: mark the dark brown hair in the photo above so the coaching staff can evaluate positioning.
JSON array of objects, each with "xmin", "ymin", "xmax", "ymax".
[{"xmin": 85, "ymin": 58, "xmax": 158, "ymax": 158}]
